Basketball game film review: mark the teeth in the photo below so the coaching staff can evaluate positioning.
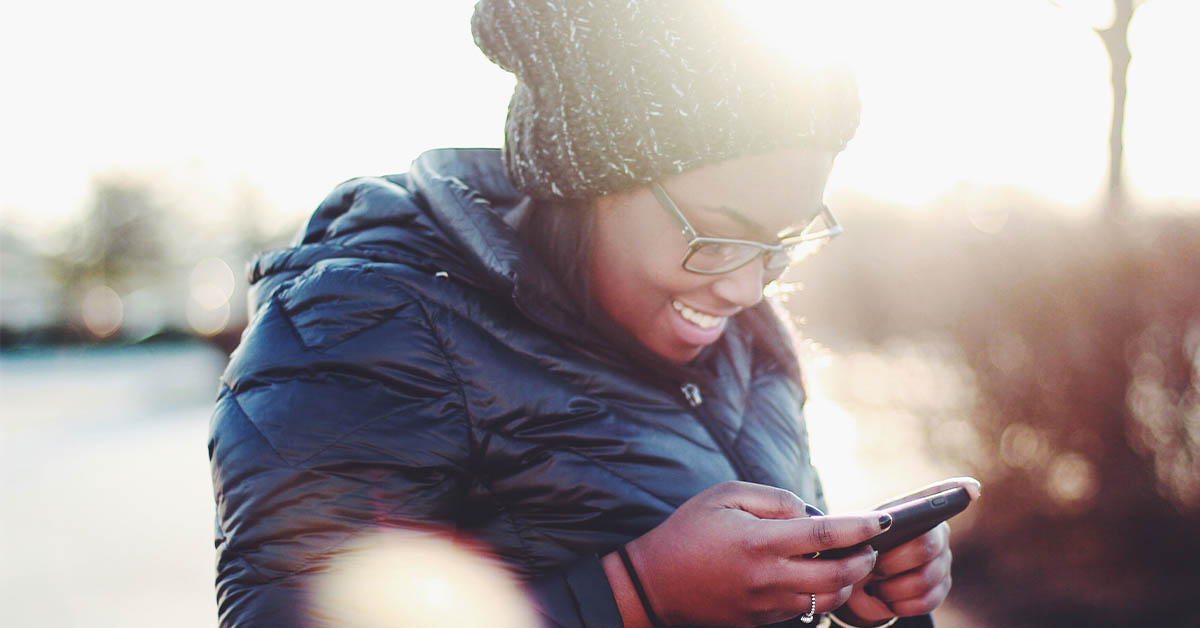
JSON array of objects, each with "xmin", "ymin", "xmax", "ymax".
[{"xmin": 672, "ymin": 300, "xmax": 724, "ymax": 329}]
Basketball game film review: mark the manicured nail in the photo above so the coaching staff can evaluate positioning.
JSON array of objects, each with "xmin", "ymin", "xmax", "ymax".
[
  {"xmin": 879, "ymin": 514, "xmax": 893, "ymax": 531},
  {"xmin": 805, "ymin": 504, "xmax": 825, "ymax": 517}
]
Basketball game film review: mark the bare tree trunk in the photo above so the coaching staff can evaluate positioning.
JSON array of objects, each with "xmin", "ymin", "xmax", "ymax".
[{"xmin": 1097, "ymin": 0, "xmax": 1135, "ymax": 220}]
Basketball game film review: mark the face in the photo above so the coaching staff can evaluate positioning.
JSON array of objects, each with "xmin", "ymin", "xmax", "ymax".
[{"xmin": 588, "ymin": 147, "xmax": 836, "ymax": 363}]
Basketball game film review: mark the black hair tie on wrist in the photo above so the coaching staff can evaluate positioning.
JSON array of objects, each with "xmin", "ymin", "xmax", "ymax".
[{"xmin": 616, "ymin": 545, "xmax": 668, "ymax": 628}]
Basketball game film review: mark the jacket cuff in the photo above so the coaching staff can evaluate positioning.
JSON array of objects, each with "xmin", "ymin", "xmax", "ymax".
[{"xmin": 528, "ymin": 554, "xmax": 623, "ymax": 628}]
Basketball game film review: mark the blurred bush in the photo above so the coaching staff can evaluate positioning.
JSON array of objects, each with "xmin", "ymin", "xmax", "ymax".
[
  {"xmin": 0, "ymin": 174, "xmax": 292, "ymax": 351},
  {"xmin": 791, "ymin": 197, "xmax": 1200, "ymax": 627}
]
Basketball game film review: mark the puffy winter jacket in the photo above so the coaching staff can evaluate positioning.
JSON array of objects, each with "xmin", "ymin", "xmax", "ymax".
[{"xmin": 208, "ymin": 148, "xmax": 927, "ymax": 628}]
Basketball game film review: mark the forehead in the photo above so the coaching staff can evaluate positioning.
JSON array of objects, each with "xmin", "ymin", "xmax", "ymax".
[{"xmin": 660, "ymin": 147, "xmax": 835, "ymax": 235}]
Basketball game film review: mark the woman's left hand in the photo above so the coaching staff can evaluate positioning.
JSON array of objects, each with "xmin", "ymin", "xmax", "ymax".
[
  {"xmin": 836, "ymin": 521, "xmax": 952, "ymax": 623},
  {"xmin": 836, "ymin": 477, "xmax": 980, "ymax": 625}
]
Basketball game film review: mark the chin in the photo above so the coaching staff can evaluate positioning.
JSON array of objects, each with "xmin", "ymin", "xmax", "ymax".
[{"xmin": 655, "ymin": 343, "xmax": 705, "ymax": 365}]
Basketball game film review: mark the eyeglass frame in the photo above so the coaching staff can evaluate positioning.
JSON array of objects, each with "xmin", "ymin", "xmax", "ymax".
[{"xmin": 649, "ymin": 181, "xmax": 843, "ymax": 276}]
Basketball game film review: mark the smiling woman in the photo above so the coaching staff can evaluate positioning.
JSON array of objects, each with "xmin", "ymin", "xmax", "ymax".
[{"xmin": 206, "ymin": 2, "xmax": 977, "ymax": 627}]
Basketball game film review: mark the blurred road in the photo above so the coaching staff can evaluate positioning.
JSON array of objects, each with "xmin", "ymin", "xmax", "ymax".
[{"xmin": 1, "ymin": 343, "xmax": 225, "ymax": 628}]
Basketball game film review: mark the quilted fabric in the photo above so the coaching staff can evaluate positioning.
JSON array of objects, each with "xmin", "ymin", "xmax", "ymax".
[{"xmin": 208, "ymin": 148, "xmax": 824, "ymax": 627}]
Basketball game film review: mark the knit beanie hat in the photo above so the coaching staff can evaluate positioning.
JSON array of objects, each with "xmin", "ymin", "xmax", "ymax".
[{"xmin": 471, "ymin": 0, "xmax": 861, "ymax": 200}]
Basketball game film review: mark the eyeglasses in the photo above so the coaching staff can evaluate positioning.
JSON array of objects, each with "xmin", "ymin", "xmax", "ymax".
[{"xmin": 650, "ymin": 182, "xmax": 842, "ymax": 277}]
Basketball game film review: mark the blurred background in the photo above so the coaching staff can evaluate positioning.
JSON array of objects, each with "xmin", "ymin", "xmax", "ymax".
[{"xmin": 1, "ymin": 1, "xmax": 1197, "ymax": 626}]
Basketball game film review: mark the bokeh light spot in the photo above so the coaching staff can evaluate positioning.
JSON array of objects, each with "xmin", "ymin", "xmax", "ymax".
[
  {"xmin": 186, "ymin": 298, "xmax": 230, "ymax": 337},
  {"xmin": 81, "ymin": 285, "xmax": 123, "ymax": 338},
  {"xmin": 313, "ymin": 531, "xmax": 537, "ymax": 628},
  {"xmin": 1047, "ymin": 451, "xmax": 1098, "ymax": 506},
  {"xmin": 1000, "ymin": 422, "xmax": 1050, "ymax": 469},
  {"xmin": 189, "ymin": 257, "xmax": 234, "ymax": 309},
  {"xmin": 186, "ymin": 257, "xmax": 234, "ymax": 335}
]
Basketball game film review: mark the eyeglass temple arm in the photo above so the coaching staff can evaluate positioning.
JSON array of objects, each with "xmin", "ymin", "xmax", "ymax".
[
  {"xmin": 815, "ymin": 205, "xmax": 843, "ymax": 239},
  {"xmin": 650, "ymin": 182, "xmax": 697, "ymax": 241},
  {"xmin": 778, "ymin": 205, "xmax": 843, "ymax": 242}
]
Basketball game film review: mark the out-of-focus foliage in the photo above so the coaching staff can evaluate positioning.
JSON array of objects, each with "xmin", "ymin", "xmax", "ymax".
[
  {"xmin": 791, "ymin": 199, "xmax": 1200, "ymax": 627},
  {"xmin": 0, "ymin": 175, "xmax": 291, "ymax": 348},
  {"xmin": 54, "ymin": 175, "xmax": 169, "ymax": 289}
]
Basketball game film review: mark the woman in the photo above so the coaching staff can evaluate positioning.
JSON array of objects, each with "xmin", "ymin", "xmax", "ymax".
[{"xmin": 209, "ymin": 1, "xmax": 976, "ymax": 627}]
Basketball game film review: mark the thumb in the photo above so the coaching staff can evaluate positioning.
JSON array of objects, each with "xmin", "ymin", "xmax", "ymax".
[{"xmin": 711, "ymin": 481, "xmax": 810, "ymax": 520}]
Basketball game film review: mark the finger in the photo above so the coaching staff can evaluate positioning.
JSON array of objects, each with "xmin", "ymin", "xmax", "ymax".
[
  {"xmin": 842, "ymin": 582, "xmax": 894, "ymax": 624},
  {"xmin": 874, "ymin": 522, "xmax": 949, "ymax": 578},
  {"xmin": 789, "ymin": 587, "xmax": 856, "ymax": 617},
  {"xmin": 870, "ymin": 548, "xmax": 952, "ymax": 602},
  {"xmin": 873, "ymin": 476, "xmax": 981, "ymax": 509},
  {"xmin": 749, "ymin": 587, "xmax": 855, "ymax": 626},
  {"xmin": 761, "ymin": 511, "xmax": 893, "ymax": 555},
  {"xmin": 779, "ymin": 546, "xmax": 878, "ymax": 593},
  {"xmin": 883, "ymin": 574, "xmax": 953, "ymax": 618},
  {"xmin": 713, "ymin": 481, "xmax": 811, "ymax": 520}
]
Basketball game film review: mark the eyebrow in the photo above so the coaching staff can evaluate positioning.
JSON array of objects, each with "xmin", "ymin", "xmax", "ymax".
[
  {"xmin": 694, "ymin": 203, "xmax": 816, "ymax": 241},
  {"xmin": 694, "ymin": 204, "xmax": 768, "ymax": 238}
]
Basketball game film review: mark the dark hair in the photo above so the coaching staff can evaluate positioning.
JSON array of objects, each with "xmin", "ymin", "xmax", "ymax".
[{"xmin": 516, "ymin": 197, "xmax": 802, "ymax": 388}]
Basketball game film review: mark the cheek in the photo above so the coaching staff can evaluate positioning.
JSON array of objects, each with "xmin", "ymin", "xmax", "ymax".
[
  {"xmin": 595, "ymin": 234, "xmax": 695, "ymax": 303},
  {"xmin": 593, "ymin": 215, "xmax": 676, "ymax": 291},
  {"xmin": 590, "ymin": 229, "xmax": 694, "ymax": 334}
]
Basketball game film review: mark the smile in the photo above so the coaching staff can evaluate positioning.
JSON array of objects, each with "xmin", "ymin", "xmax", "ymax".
[{"xmin": 672, "ymin": 300, "xmax": 726, "ymax": 330}]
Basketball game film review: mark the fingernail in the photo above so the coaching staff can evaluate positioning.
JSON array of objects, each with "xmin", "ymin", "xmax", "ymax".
[
  {"xmin": 879, "ymin": 514, "xmax": 893, "ymax": 531},
  {"xmin": 805, "ymin": 504, "xmax": 825, "ymax": 517}
]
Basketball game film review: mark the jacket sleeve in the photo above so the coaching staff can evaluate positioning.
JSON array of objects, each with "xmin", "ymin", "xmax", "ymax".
[
  {"xmin": 209, "ymin": 263, "xmax": 472, "ymax": 628},
  {"xmin": 526, "ymin": 554, "xmax": 625, "ymax": 628},
  {"xmin": 209, "ymin": 262, "xmax": 631, "ymax": 628}
]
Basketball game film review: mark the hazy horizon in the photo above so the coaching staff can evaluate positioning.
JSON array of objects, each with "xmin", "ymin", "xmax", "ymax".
[{"xmin": 3, "ymin": 0, "xmax": 1198, "ymax": 237}]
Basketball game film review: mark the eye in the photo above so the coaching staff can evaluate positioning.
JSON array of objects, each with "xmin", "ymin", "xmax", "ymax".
[
  {"xmin": 687, "ymin": 241, "xmax": 763, "ymax": 273},
  {"xmin": 693, "ymin": 241, "xmax": 741, "ymax": 258}
]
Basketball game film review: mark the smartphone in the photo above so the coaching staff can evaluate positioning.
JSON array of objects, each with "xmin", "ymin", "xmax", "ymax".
[{"xmin": 814, "ymin": 486, "xmax": 971, "ymax": 559}]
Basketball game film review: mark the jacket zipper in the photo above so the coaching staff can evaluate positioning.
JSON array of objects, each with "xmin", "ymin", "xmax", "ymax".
[{"xmin": 679, "ymin": 381, "xmax": 756, "ymax": 483}]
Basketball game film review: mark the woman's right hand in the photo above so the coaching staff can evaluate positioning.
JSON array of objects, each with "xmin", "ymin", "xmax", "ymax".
[{"xmin": 604, "ymin": 481, "xmax": 891, "ymax": 627}]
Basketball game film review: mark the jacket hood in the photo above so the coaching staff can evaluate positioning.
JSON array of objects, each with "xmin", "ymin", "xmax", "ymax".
[{"xmin": 248, "ymin": 148, "xmax": 592, "ymax": 344}]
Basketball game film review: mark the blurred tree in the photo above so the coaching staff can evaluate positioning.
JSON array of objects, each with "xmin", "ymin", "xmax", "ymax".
[
  {"xmin": 56, "ymin": 174, "xmax": 168, "ymax": 289},
  {"xmin": 1096, "ymin": 0, "xmax": 1136, "ymax": 220},
  {"xmin": 47, "ymin": 174, "xmax": 171, "ymax": 337},
  {"xmin": 791, "ymin": 204, "xmax": 1200, "ymax": 627},
  {"xmin": 1053, "ymin": 0, "xmax": 1147, "ymax": 219}
]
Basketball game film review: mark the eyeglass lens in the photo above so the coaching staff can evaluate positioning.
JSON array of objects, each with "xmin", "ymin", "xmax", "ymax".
[{"xmin": 684, "ymin": 211, "xmax": 836, "ymax": 274}]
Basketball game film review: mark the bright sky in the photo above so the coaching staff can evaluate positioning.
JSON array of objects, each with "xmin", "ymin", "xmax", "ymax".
[{"xmin": 2, "ymin": 0, "xmax": 1198, "ymax": 234}]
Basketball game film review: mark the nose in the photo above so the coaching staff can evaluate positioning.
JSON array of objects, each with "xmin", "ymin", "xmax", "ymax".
[{"xmin": 709, "ymin": 257, "xmax": 766, "ymax": 309}]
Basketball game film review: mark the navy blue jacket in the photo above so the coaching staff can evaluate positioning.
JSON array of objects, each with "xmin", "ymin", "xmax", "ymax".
[{"xmin": 209, "ymin": 148, "xmax": 895, "ymax": 627}]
